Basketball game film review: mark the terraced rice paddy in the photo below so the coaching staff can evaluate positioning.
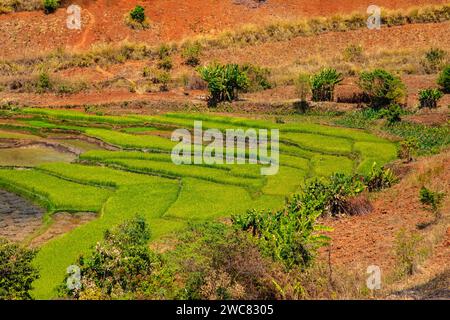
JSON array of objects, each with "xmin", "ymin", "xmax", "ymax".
[{"xmin": 0, "ymin": 108, "xmax": 398, "ymax": 298}]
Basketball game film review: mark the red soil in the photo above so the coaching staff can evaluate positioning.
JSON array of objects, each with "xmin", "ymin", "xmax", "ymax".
[
  {"xmin": 0, "ymin": 0, "xmax": 448, "ymax": 58},
  {"xmin": 321, "ymin": 151, "xmax": 450, "ymax": 279}
]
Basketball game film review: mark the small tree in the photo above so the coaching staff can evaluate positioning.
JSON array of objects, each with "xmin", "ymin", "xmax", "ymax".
[
  {"xmin": 0, "ymin": 238, "xmax": 39, "ymax": 300},
  {"xmin": 43, "ymin": 0, "xmax": 60, "ymax": 14},
  {"xmin": 310, "ymin": 68, "xmax": 343, "ymax": 102},
  {"xmin": 126, "ymin": 5, "xmax": 149, "ymax": 29},
  {"xmin": 358, "ymin": 69, "xmax": 406, "ymax": 109},
  {"xmin": 198, "ymin": 63, "xmax": 249, "ymax": 105},
  {"xmin": 60, "ymin": 216, "xmax": 161, "ymax": 299},
  {"xmin": 36, "ymin": 70, "xmax": 52, "ymax": 93},
  {"xmin": 130, "ymin": 5, "xmax": 145, "ymax": 23},
  {"xmin": 437, "ymin": 65, "xmax": 450, "ymax": 93},
  {"xmin": 418, "ymin": 88, "xmax": 443, "ymax": 109}
]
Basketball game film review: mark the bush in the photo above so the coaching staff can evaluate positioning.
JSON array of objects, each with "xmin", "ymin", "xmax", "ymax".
[
  {"xmin": 419, "ymin": 186, "xmax": 445, "ymax": 213},
  {"xmin": 421, "ymin": 48, "xmax": 447, "ymax": 74},
  {"xmin": 125, "ymin": 6, "xmax": 149, "ymax": 29},
  {"xmin": 60, "ymin": 216, "xmax": 172, "ymax": 299},
  {"xmin": 398, "ymin": 137, "xmax": 419, "ymax": 162},
  {"xmin": 157, "ymin": 71, "xmax": 171, "ymax": 91},
  {"xmin": 0, "ymin": 238, "xmax": 39, "ymax": 300},
  {"xmin": 365, "ymin": 162, "xmax": 397, "ymax": 192},
  {"xmin": 36, "ymin": 71, "xmax": 52, "ymax": 93},
  {"xmin": 437, "ymin": 65, "xmax": 450, "ymax": 93},
  {"xmin": 181, "ymin": 42, "xmax": 202, "ymax": 67},
  {"xmin": 42, "ymin": 0, "xmax": 59, "ymax": 14},
  {"xmin": 358, "ymin": 69, "xmax": 406, "ymax": 109},
  {"xmin": 170, "ymin": 222, "xmax": 278, "ymax": 300},
  {"xmin": 379, "ymin": 104, "xmax": 403, "ymax": 125},
  {"xmin": 233, "ymin": 194, "xmax": 331, "ymax": 269},
  {"xmin": 197, "ymin": 63, "xmax": 249, "ymax": 105},
  {"xmin": 418, "ymin": 88, "xmax": 443, "ymax": 109},
  {"xmin": 157, "ymin": 56, "xmax": 173, "ymax": 71},
  {"xmin": 240, "ymin": 64, "xmax": 272, "ymax": 92},
  {"xmin": 130, "ymin": 5, "xmax": 145, "ymax": 23},
  {"xmin": 157, "ymin": 44, "xmax": 172, "ymax": 60},
  {"xmin": 310, "ymin": 68, "xmax": 343, "ymax": 102},
  {"xmin": 343, "ymin": 44, "xmax": 364, "ymax": 62}
]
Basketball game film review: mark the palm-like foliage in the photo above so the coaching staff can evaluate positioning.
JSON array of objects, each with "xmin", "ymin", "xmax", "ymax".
[
  {"xmin": 198, "ymin": 63, "xmax": 249, "ymax": 105},
  {"xmin": 418, "ymin": 88, "xmax": 443, "ymax": 109},
  {"xmin": 310, "ymin": 68, "xmax": 343, "ymax": 102}
]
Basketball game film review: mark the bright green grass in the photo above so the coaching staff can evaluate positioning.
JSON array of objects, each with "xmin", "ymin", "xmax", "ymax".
[
  {"xmin": 101, "ymin": 158, "xmax": 264, "ymax": 189},
  {"xmin": 353, "ymin": 142, "xmax": 398, "ymax": 173},
  {"xmin": 262, "ymin": 166, "xmax": 307, "ymax": 196},
  {"xmin": 85, "ymin": 129, "xmax": 176, "ymax": 151},
  {"xmin": 37, "ymin": 163, "xmax": 161, "ymax": 187},
  {"xmin": 0, "ymin": 169, "xmax": 111, "ymax": 212},
  {"xmin": 164, "ymin": 178, "xmax": 265, "ymax": 220},
  {"xmin": 20, "ymin": 108, "xmax": 143, "ymax": 125},
  {"xmin": 310, "ymin": 155, "xmax": 354, "ymax": 177},
  {"xmin": 282, "ymin": 132, "xmax": 353, "ymax": 154},
  {"xmin": 32, "ymin": 181, "xmax": 181, "ymax": 299}
]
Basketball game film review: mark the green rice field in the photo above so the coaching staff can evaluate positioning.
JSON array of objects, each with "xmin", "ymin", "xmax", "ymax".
[{"xmin": 0, "ymin": 108, "xmax": 398, "ymax": 298}]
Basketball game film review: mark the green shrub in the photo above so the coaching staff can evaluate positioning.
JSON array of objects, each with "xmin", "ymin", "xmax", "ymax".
[
  {"xmin": 437, "ymin": 65, "xmax": 450, "ymax": 93},
  {"xmin": 36, "ymin": 70, "xmax": 52, "ymax": 93},
  {"xmin": 240, "ymin": 64, "xmax": 272, "ymax": 92},
  {"xmin": 365, "ymin": 162, "xmax": 397, "ymax": 192},
  {"xmin": 421, "ymin": 48, "xmax": 447, "ymax": 74},
  {"xmin": 310, "ymin": 68, "xmax": 343, "ymax": 102},
  {"xmin": 169, "ymin": 222, "xmax": 277, "ymax": 300},
  {"xmin": 398, "ymin": 137, "xmax": 419, "ymax": 162},
  {"xmin": 379, "ymin": 104, "xmax": 403, "ymax": 125},
  {"xmin": 157, "ymin": 44, "xmax": 171, "ymax": 60},
  {"xmin": 125, "ymin": 6, "xmax": 149, "ymax": 29},
  {"xmin": 130, "ymin": 5, "xmax": 145, "ymax": 23},
  {"xmin": 181, "ymin": 42, "xmax": 202, "ymax": 67},
  {"xmin": 197, "ymin": 63, "xmax": 249, "ymax": 105},
  {"xmin": 157, "ymin": 71, "xmax": 171, "ymax": 91},
  {"xmin": 418, "ymin": 88, "xmax": 443, "ymax": 109},
  {"xmin": 157, "ymin": 56, "xmax": 173, "ymax": 71},
  {"xmin": 343, "ymin": 44, "xmax": 364, "ymax": 62},
  {"xmin": 0, "ymin": 238, "xmax": 39, "ymax": 300},
  {"xmin": 419, "ymin": 186, "xmax": 445, "ymax": 213},
  {"xmin": 358, "ymin": 69, "xmax": 406, "ymax": 108},
  {"xmin": 232, "ymin": 194, "xmax": 331, "ymax": 269},
  {"xmin": 60, "ymin": 216, "xmax": 167, "ymax": 299},
  {"xmin": 42, "ymin": 0, "xmax": 59, "ymax": 14}
]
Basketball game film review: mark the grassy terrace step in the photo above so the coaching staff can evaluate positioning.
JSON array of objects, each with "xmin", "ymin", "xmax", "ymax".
[
  {"xmin": 20, "ymin": 108, "xmax": 143, "ymax": 125},
  {"xmin": 81, "ymin": 150, "xmax": 265, "ymax": 178},
  {"xmin": 100, "ymin": 158, "xmax": 265, "ymax": 189},
  {"xmin": 84, "ymin": 128, "xmax": 176, "ymax": 151},
  {"xmin": 37, "ymin": 163, "xmax": 162, "ymax": 188},
  {"xmin": 283, "ymin": 132, "xmax": 353, "ymax": 155},
  {"xmin": 163, "ymin": 178, "xmax": 284, "ymax": 220},
  {"xmin": 0, "ymin": 169, "xmax": 112, "ymax": 212}
]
